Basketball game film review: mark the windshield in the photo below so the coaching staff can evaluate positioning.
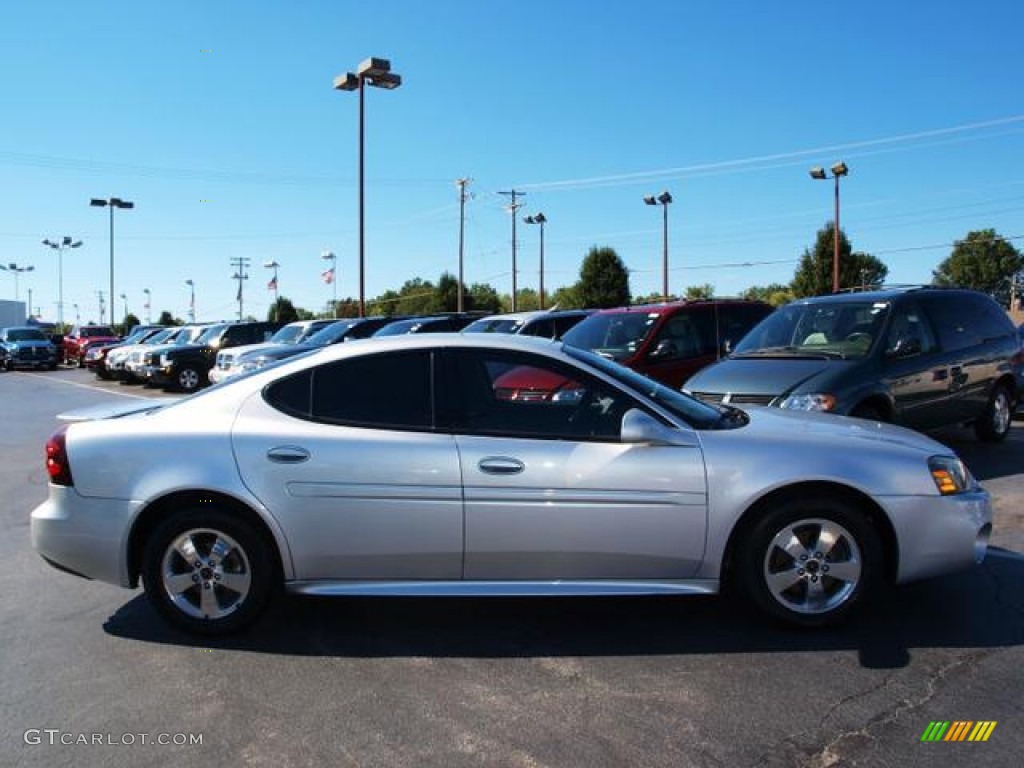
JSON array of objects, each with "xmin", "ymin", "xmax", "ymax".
[
  {"xmin": 305, "ymin": 320, "xmax": 359, "ymax": 346},
  {"xmin": 144, "ymin": 329, "xmax": 175, "ymax": 344},
  {"xmin": 81, "ymin": 326, "xmax": 115, "ymax": 337},
  {"xmin": 463, "ymin": 318, "xmax": 526, "ymax": 334},
  {"xmin": 6, "ymin": 328, "xmax": 47, "ymax": 341},
  {"xmin": 565, "ymin": 345, "xmax": 726, "ymax": 429},
  {"xmin": 733, "ymin": 300, "xmax": 889, "ymax": 360},
  {"xmin": 374, "ymin": 319, "xmax": 426, "ymax": 336},
  {"xmin": 562, "ymin": 312, "xmax": 660, "ymax": 361},
  {"xmin": 195, "ymin": 324, "xmax": 227, "ymax": 345},
  {"xmin": 270, "ymin": 325, "xmax": 305, "ymax": 344}
]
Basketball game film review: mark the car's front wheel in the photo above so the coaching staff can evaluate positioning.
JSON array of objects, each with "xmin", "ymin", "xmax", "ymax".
[
  {"xmin": 142, "ymin": 509, "xmax": 276, "ymax": 635},
  {"xmin": 175, "ymin": 366, "xmax": 203, "ymax": 392},
  {"xmin": 737, "ymin": 498, "xmax": 881, "ymax": 628},
  {"xmin": 975, "ymin": 384, "xmax": 1012, "ymax": 443}
]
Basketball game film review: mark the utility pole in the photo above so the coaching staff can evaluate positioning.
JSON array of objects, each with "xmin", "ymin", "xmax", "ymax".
[
  {"xmin": 230, "ymin": 257, "xmax": 251, "ymax": 321},
  {"xmin": 498, "ymin": 189, "xmax": 525, "ymax": 311},
  {"xmin": 97, "ymin": 291, "xmax": 106, "ymax": 324},
  {"xmin": 456, "ymin": 178, "xmax": 472, "ymax": 313}
]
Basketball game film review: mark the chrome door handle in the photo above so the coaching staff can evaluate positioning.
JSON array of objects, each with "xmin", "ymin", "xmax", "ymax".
[
  {"xmin": 478, "ymin": 457, "xmax": 525, "ymax": 475},
  {"xmin": 267, "ymin": 446, "xmax": 310, "ymax": 464}
]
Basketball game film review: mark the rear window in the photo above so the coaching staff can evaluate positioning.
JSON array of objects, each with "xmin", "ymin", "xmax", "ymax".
[{"xmin": 562, "ymin": 312, "xmax": 660, "ymax": 361}]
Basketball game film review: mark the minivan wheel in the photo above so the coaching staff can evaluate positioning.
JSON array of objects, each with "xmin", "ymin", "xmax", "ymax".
[
  {"xmin": 142, "ymin": 509, "xmax": 274, "ymax": 635},
  {"xmin": 975, "ymin": 384, "xmax": 1012, "ymax": 443},
  {"xmin": 737, "ymin": 498, "xmax": 881, "ymax": 628}
]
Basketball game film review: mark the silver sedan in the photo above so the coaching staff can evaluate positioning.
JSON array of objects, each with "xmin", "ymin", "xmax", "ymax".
[{"xmin": 31, "ymin": 334, "xmax": 992, "ymax": 635}]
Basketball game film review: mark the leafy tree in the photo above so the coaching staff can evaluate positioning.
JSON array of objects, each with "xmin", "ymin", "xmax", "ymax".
[
  {"xmin": 500, "ymin": 288, "xmax": 539, "ymax": 312},
  {"xmin": 468, "ymin": 283, "xmax": 502, "ymax": 313},
  {"xmin": 791, "ymin": 224, "xmax": 888, "ymax": 298},
  {"xmin": 394, "ymin": 278, "xmax": 438, "ymax": 316},
  {"xmin": 119, "ymin": 313, "xmax": 140, "ymax": 335},
  {"xmin": 932, "ymin": 229, "xmax": 1024, "ymax": 304},
  {"xmin": 685, "ymin": 283, "xmax": 714, "ymax": 300},
  {"xmin": 435, "ymin": 272, "xmax": 466, "ymax": 312},
  {"xmin": 328, "ymin": 298, "xmax": 360, "ymax": 318},
  {"xmin": 550, "ymin": 284, "xmax": 583, "ymax": 309},
  {"xmin": 157, "ymin": 310, "xmax": 178, "ymax": 326},
  {"xmin": 268, "ymin": 297, "xmax": 300, "ymax": 323},
  {"xmin": 632, "ymin": 291, "xmax": 670, "ymax": 305},
  {"xmin": 577, "ymin": 246, "xmax": 631, "ymax": 308},
  {"xmin": 368, "ymin": 290, "xmax": 401, "ymax": 317},
  {"xmin": 742, "ymin": 283, "xmax": 795, "ymax": 307}
]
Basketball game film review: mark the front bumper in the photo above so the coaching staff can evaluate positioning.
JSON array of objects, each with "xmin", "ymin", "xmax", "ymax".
[
  {"xmin": 31, "ymin": 486, "xmax": 143, "ymax": 588},
  {"xmin": 886, "ymin": 488, "xmax": 992, "ymax": 583}
]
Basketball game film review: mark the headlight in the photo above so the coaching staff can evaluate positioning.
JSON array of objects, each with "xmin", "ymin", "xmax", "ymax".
[
  {"xmin": 779, "ymin": 393, "xmax": 837, "ymax": 412},
  {"xmin": 240, "ymin": 358, "xmax": 267, "ymax": 372},
  {"xmin": 928, "ymin": 456, "xmax": 973, "ymax": 495}
]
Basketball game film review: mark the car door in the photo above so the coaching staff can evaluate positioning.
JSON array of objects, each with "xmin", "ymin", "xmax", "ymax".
[
  {"xmin": 442, "ymin": 348, "xmax": 708, "ymax": 581},
  {"xmin": 231, "ymin": 348, "xmax": 463, "ymax": 580}
]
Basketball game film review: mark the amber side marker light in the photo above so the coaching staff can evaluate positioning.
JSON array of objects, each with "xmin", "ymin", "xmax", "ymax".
[{"xmin": 45, "ymin": 425, "xmax": 74, "ymax": 487}]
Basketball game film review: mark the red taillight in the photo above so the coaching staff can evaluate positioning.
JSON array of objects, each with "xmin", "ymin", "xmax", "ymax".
[{"xmin": 45, "ymin": 426, "xmax": 74, "ymax": 487}]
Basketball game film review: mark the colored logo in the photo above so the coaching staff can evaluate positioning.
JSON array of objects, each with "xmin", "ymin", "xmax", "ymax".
[{"xmin": 921, "ymin": 721, "xmax": 996, "ymax": 742}]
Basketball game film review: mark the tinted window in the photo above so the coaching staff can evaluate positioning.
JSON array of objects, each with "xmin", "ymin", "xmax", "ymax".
[
  {"xmin": 967, "ymin": 294, "xmax": 1014, "ymax": 340},
  {"xmin": 562, "ymin": 312, "xmax": 660, "ymax": 361},
  {"xmin": 446, "ymin": 349, "xmax": 637, "ymax": 441},
  {"xmin": 923, "ymin": 296, "xmax": 983, "ymax": 352},
  {"xmin": 311, "ymin": 350, "xmax": 433, "ymax": 429},
  {"xmin": 884, "ymin": 301, "xmax": 938, "ymax": 355},
  {"xmin": 265, "ymin": 369, "xmax": 313, "ymax": 418},
  {"xmin": 521, "ymin": 318, "xmax": 556, "ymax": 338}
]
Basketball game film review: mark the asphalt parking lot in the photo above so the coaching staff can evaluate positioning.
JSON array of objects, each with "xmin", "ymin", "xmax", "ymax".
[{"xmin": 2, "ymin": 367, "xmax": 1022, "ymax": 768}]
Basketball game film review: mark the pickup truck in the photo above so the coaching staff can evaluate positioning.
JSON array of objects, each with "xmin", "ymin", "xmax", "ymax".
[{"xmin": 62, "ymin": 324, "xmax": 120, "ymax": 367}]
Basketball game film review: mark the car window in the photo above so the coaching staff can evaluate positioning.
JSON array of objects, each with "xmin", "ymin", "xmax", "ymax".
[
  {"xmin": 445, "ymin": 349, "xmax": 637, "ymax": 441},
  {"xmin": 884, "ymin": 301, "xmax": 938, "ymax": 355},
  {"xmin": 562, "ymin": 312, "xmax": 660, "ymax": 361},
  {"xmin": 922, "ymin": 296, "xmax": 987, "ymax": 352},
  {"xmin": 6, "ymin": 328, "xmax": 47, "ymax": 342},
  {"xmin": 521, "ymin": 317, "xmax": 556, "ymax": 338},
  {"xmin": 735, "ymin": 301, "xmax": 887, "ymax": 360},
  {"xmin": 278, "ymin": 349, "xmax": 436, "ymax": 430}
]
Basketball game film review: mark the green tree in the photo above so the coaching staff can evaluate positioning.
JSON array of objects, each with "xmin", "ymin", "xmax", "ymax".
[
  {"xmin": 684, "ymin": 283, "xmax": 715, "ymax": 300},
  {"xmin": 742, "ymin": 283, "xmax": 795, "ymax": 307},
  {"xmin": 368, "ymin": 290, "xmax": 401, "ymax": 316},
  {"xmin": 577, "ymin": 246, "xmax": 630, "ymax": 308},
  {"xmin": 550, "ymin": 284, "xmax": 582, "ymax": 309},
  {"xmin": 435, "ymin": 272, "xmax": 466, "ymax": 312},
  {"xmin": 157, "ymin": 310, "xmax": 178, "ymax": 326},
  {"xmin": 119, "ymin": 313, "xmax": 140, "ymax": 335},
  {"xmin": 791, "ymin": 224, "xmax": 888, "ymax": 298},
  {"xmin": 932, "ymin": 229, "xmax": 1024, "ymax": 304},
  {"xmin": 395, "ymin": 278, "xmax": 438, "ymax": 315},
  {"xmin": 268, "ymin": 297, "xmax": 300, "ymax": 323},
  {"xmin": 468, "ymin": 283, "xmax": 502, "ymax": 313}
]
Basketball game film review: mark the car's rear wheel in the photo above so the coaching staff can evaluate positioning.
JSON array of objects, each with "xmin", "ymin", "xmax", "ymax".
[
  {"xmin": 142, "ymin": 509, "xmax": 275, "ymax": 635},
  {"xmin": 737, "ymin": 498, "xmax": 881, "ymax": 628},
  {"xmin": 975, "ymin": 384, "xmax": 1012, "ymax": 443},
  {"xmin": 175, "ymin": 366, "xmax": 202, "ymax": 392}
]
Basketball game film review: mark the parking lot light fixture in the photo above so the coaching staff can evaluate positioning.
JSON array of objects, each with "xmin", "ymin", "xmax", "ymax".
[
  {"xmin": 808, "ymin": 162, "xmax": 849, "ymax": 293},
  {"xmin": 42, "ymin": 237, "xmax": 82, "ymax": 328},
  {"xmin": 523, "ymin": 213, "xmax": 548, "ymax": 310},
  {"xmin": 143, "ymin": 288, "xmax": 151, "ymax": 324},
  {"xmin": 644, "ymin": 191, "xmax": 673, "ymax": 301},
  {"xmin": 90, "ymin": 197, "xmax": 135, "ymax": 326},
  {"xmin": 334, "ymin": 56, "xmax": 402, "ymax": 318},
  {"xmin": 0, "ymin": 262, "xmax": 35, "ymax": 302}
]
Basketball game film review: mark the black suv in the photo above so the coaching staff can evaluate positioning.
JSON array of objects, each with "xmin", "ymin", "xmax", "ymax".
[
  {"xmin": 685, "ymin": 287, "xmax": 1019, "ymax": 441},
  {"xmin": 148, "ymin": 321, "xmax": 282, "ymax": 392}
]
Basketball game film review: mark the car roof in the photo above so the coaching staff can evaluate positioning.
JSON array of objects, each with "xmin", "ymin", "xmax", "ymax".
[
  {"xmin": 590, "ymin": 299, "xmax": 767, "ymax": 316},
  {"xmin": 791, "ymin": 286, "xmax": 990, "ymax": 305}
]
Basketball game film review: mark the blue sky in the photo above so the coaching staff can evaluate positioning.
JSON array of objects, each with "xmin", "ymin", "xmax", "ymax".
[{"xmin": 1, "ymin": 0, "xmax": 1022, "ymax": 324}]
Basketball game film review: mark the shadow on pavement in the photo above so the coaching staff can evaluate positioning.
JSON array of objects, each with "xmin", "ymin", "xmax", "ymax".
[{"xmin": 104, "ymin": 549, "xmax": 1024, "ymax": 670}]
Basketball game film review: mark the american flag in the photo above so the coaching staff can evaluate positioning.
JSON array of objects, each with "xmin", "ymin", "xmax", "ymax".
[
  {"xmin": 321, "ymin": 268, "xmax": 335, "ymax": 285},
  {"xmin": 267, "ymin": 276, "xmax": 278, "ymax": 291}
]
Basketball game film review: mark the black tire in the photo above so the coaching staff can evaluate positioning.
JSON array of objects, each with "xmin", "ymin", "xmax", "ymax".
[
  {"xmin": 975, "ymin": 384, "xmax": 1012, "ymax": 443},
  {"xmin": 142, "ymin": 508, "xmax": 276, "ymax": 635},
  {"xmin": 736, "ymin": 497, "xmax": 882, "ymax": 628},
  {"xmin": 96, "ymin": 368, "xmax": 111, "ymax": 380},
  {"xmin": 76, "ymin": 355, "xmax": 85, "ymax": 368}
]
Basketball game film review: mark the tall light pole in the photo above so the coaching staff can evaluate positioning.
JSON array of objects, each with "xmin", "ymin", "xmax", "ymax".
[
  {"xmin": 334, "ymin": 57, "xmax": 402, "ymax": 318},
  {"xmin": 143, "ymin": 288, "xmax": 151, "ymax": 324},
  {"xmin": 643, "ymin": 191, "xmax": 673, "ymax": 301},
  {"xmin": 0, "ymin": 263, "xmax": 34, "ymax": 301},
  {"xmin": 185, "ymin": 279, "xmax": 195, "ymax": 323},
  {"xmin": 321, "ymin": 250, "xmax": 338, "ymax": 316},
  {"xmin": 42, "ymin": 236, "xmax": 82, "ymax": 328},
  {"xmin": 809, "ymin": 162, "xmax": 849, "ymax": 293},
  {"xmin": 119, "ymin": 293, "xmax": 129, "ymax": 322},
  {"xmin": 523, "ymin": 213, "xmax": 547, "ymax": 310},
  {"xmin": 456, "ymin": 178, "xmax": 472, "ymax": 313},
  {"xmin": 90, "ymin": 197, "xmax": 134, "ymax": 326},
  {"xmin": 264, "ymin": 260, "xmax": 280, "ymax": 320},
  {"xmin": 73, "ymin": 303, "xmax": 80, "ymax": 323}
]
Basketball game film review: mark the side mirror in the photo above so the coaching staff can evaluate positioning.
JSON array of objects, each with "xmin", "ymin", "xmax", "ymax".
[
  {"xmin": 648, "ymin": 339, "xmax": 676, "ymax": 360},
  {"xmin": 887, "ymin": 336, "xmax": 921, "ymax": 358},
  {"xmin": 620, "ymin": 408, "xmax": 698, "ymax": 447}
]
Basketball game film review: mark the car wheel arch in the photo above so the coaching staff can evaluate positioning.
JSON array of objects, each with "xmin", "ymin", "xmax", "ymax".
[
  {"xmin": 720, "ymin": 481, "xmax": 899, "ymax": 594},
  {"xmin": 126, "ymin": 490, "xmax": 288, "ymax": 588}
]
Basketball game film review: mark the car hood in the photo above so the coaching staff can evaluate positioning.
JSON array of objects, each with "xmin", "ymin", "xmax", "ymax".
[
  {"xmin": 686, "ymin": 357, "xmax": 857, "ymax": 396},
  {"xmin": 223, "ymin": 341, "xmax": 282, "ymax": 360},
  {"xmin": 733, "ymin": 404, "xmax": 946, "ymax": 455}
]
